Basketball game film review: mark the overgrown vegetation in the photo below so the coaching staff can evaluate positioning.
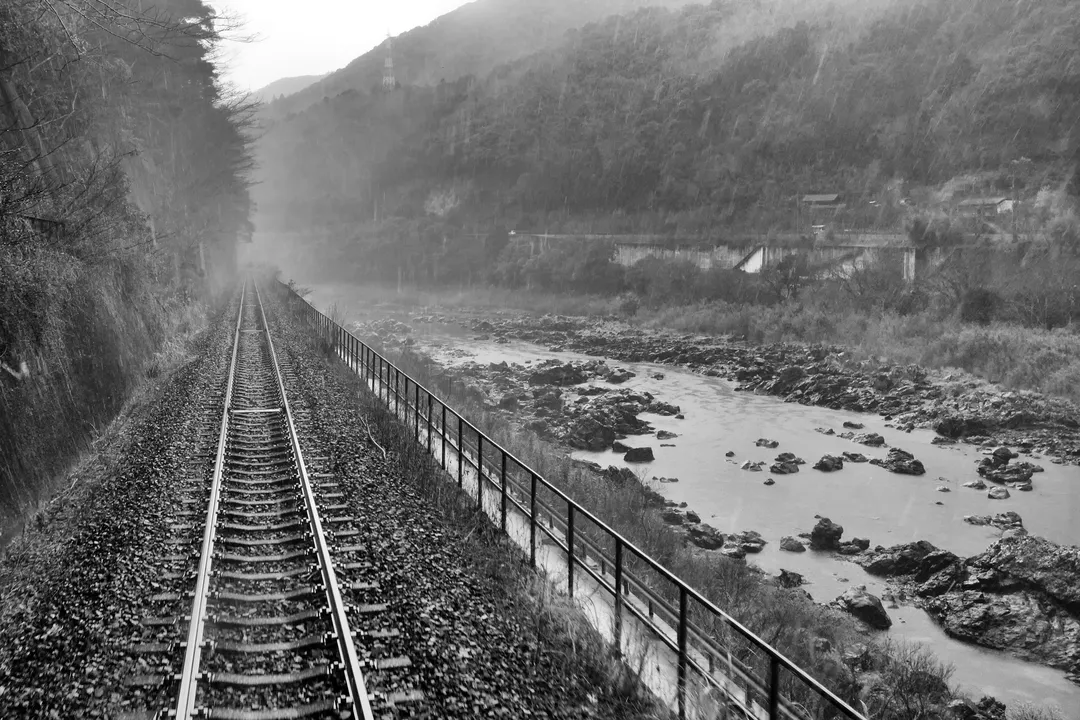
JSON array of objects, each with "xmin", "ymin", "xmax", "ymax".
[
  {"xmin": 256, "ymin": 0, "xmax": 1080, "ymax": 239},
  {"xmin": 0, "ymin": 1, "xmax": 252, "ymax": 521}
]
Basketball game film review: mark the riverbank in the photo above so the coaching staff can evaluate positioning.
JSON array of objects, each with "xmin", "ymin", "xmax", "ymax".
[
  {"xmin": 310, "ymin": 281, "xmax": 1080, "ymax": 716},
  {"xmin": 306, "ymin": 281, "xmax": 1080, "ymax": 407}
]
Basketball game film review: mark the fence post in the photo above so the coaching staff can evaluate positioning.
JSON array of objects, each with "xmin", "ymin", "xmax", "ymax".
[
  {"xmin": 394, "ymin": 368, "xmax": 400, "ymax": 416},
  {"xmin": 567, "ymin": 503, "xmax": 575, "ymax": 598},
  {"xmin": 441, "ymin": 404, "xmax": 447, "ymax": 470},
  {"xmin": 457, "ymin": 415, "xmax": 463, "ymax": 488},
  {"xmin": 769, "ymin": 656, "xmax": 780, "ymax": 720},
  {"xmin": 678, "ymin": 588, "xmax": 688, "ymax": 720},
  {"xmin": 477, "ymin": 434, "xmax": 484, "ymax": 507},
  {"xmin": 415, "ymin": 381, "xmax": 420, "ymax": 441},
  {"xmin": 500, "ymin": 452, "xmax": 507, "ymax": 534},
  {"xmin": 614, "ymin": 539, "xmax": 624, "ymax": 658},
  {"xmin": 427, "ymin": 393, "xmax": 433, "ymax": 453},
  {"xmin": 529, "ymin": 472, "xmax": 537, "ymax": 567}
]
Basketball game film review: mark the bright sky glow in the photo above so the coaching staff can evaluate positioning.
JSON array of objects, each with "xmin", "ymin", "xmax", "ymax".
[{"xmin": 209, "ymin": 0, "xmax": 472, "ymax": 91}]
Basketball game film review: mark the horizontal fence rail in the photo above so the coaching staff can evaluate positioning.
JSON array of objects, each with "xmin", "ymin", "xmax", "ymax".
[{"xmin": 275, "ymin": 282, "xmax": 866, "ymax": 720}]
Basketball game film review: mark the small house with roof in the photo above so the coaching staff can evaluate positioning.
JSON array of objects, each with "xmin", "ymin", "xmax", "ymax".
[{"xmin": 956, "ymin": 197, "xmax": 1014, "ymax": 218}]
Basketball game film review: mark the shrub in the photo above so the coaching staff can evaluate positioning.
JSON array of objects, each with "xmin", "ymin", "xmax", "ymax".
[{"xmin": 959, "ymin": 288, "xmax": 1003, "ymax": 324}]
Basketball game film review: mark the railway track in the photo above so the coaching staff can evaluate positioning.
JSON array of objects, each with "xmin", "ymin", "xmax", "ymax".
[{"xmin": 131, "ymin": 281, "xmax": 420, "ymax": 720}]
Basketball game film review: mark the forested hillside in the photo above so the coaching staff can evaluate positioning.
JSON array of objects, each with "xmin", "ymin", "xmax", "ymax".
[
  {"xmin": 1, "ymin": 0, "xmax": 252, "ymax": 518},
  {"xmin": 253, "ymin": 74, "xmax": 327, "ymax": 104},
  {"xmin": 264, "ymin": 0, "xmax": 698, "ymax": 118},
  {"xmin": 255, "ymin": 0, "xmax": 1080, "ymax": 250}
]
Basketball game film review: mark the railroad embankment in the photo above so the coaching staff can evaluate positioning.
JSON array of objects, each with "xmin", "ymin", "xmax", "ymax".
[{"xmin": 0, "ymin": 285, "xmax": 665, "ymax": 719}]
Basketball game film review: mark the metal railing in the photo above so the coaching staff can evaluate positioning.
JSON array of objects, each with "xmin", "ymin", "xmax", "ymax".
[{"xmin": 275, "ymin": 282, "xmax": 866, "ymax": 720}]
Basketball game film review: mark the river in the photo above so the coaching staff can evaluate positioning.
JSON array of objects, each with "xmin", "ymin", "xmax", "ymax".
[{"xmin": 312, "ymin": 286, "xmax": 1080, "ymax": 716}]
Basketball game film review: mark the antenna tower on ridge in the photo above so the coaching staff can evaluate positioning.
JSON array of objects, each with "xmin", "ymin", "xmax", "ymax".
[{"xmin": 383, "ymin": 33, "xmax": 395, "ymax": 90}]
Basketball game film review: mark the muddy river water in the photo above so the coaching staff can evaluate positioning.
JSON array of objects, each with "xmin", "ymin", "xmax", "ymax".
[{"xmin": 314, "ymin": 288, "xmax": 1080, "ymax": 715}]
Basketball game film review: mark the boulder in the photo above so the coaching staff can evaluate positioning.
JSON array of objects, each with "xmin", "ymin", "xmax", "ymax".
[
  {"xmin": 729, "ymin": 530, "xmax": 766, "ymax": 553},
  {"xmin": 770, "ymin": 461, "xmax": 801, "ymax": 475},
  {"xmin": 810, "ymin": 517, "xmax": 844, "ymax": 550},
  {"xmin": 720, "ymin": 544, "xmax": 747, "ymax": 559},
  {"xmin": 686, "ymin": 523, "xmax": 725, "ymax": 550},
  {"xmin": 661, "ymin": 510, "xmax": 684, "ymax": 526},
  {"xmin": 763, "ymin": 478, "xmax": 776, "ymax": 486},
  {"xmin": 656, "ymin": 430, "xmax": 678, "ymax": 440},
  {"xmin": 843, "ymin": 421, "xmax": 865, "ymax": 429},
  {"xmin": 612, "ymin": 440, "xmax": 631, "ymax": 453},
  {"xmin": 853, "ymin": 432, "xmax": 886, "ymax": 447},
  {"xmin": 813, "ymin": 455, "xmax": 844, "ymax": 472},
  {"xmin": 870, "ymin": 447, "xmax": 926, "ymax": 475},
  {"xmin": 936, "ymin": 486, "xmax": 951, "ymax": 492},
  {"xmin": 755, "ymin": 438, "xmax": 780, "ymax": 449},
  {"xmin": 836, "ymin": 586, "xmax": 892, "ymax": 629},
  {"xmin": 780, "ymin": 536, "xmax": 806, "ymax": 552},
  {"xmin": 842, "ymin": 452, "xmax": 869, "ymax": 463},
  {"xmin": 992, "ymin": 446, "xmax": 1019, "ymax": 462},
  {"xmin": 725, "ymin": 451, "xmax": 735, "ymax": 457},
  {"xmin": 987, "ymin": 486, "xmax": 1010, "ymax": 500},
  {"xmin": 963, "ymin": 479, "xmax": 987, "ymax": 490},
  {"xmin": 624, "ymin": 446, "xmax": 655, "ymax": 463},
  {"xmin": 564, "ymin": 416, "xmax": 615, "ymax": 451},
  {"xmin": 741, "ymin": 461, "xmax": 765, "ymax": 472},
  {"xmin": 857, "ymin": 540, "xmax": 943, "ymax": 577},
  {"xmin": 528, "ymin": 362, "xmax": 588, "ymax": 386},
  {"xmin": 606, "ymin": 367, "xmax": 635, "ymax": 384},
  {"xmin": 778, "ymin": 569, "xmax": 806, "ymax": 588}
]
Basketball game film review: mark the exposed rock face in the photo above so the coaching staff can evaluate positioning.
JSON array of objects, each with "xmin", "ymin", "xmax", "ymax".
[
  {"xmin": 835, "ymin": 586, "xmax": 892, "ymax": 629},
  {"xmin": 813, "ymin": 454, "xmax": 844, "ymax": 472},
  {"xmin": 623, "ymin": 446, "xmax": 654, "ymax": 463},
  {"xmin": 870, "ymin": 447, "xmax": 926, "ymax": 475},
  {"xmin": 860, "ymin": 535, "xmax": 1080, "ymax": 676},
  {"xmin": 810, "ymin": 517, "xmax": 844, "ymax": 550}
]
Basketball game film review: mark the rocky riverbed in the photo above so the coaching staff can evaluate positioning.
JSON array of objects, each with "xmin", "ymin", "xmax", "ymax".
[
  {"xmin": 333, "ymin": 298, "xmax": 1080, "ymax": 711},
  {"xmin": 387, "ymin": 311, "xmax": 1080, "ymax": 465}
]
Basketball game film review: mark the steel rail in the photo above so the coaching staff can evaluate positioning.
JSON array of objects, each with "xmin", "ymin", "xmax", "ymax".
[
  {"xmin": 252, "ymin": 280, "xmax": 375, "ymax": 720},
  {"xmin": 174, "ymin": 283, "xmax": 247, "ymax": 718}
]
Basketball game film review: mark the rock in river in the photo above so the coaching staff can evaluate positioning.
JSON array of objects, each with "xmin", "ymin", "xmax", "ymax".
[
  {"xmin": 870, "ymin": 447, "xmax": 926, "ymax": 475},
  {"xmin": 755, "ymin": 438, "xmax": 780, "ymax": 449},
  {"xmin": 686, "ymin": 523, "xmax": 725, "ymax": 550},
  {"xmin": 780, "ymin": 536, "xmax": 806, "ymax": 552},
  {"xmin": 813, "ymin": 454, "xmax": 844, "ymax": 472},
  {"xmin": 835, "ymin": 586, "xmax": 892, "ymax": 629},
  {"xmin": 623, "ymin": 446, "xmax": 655, "ymax": 463},
  {"xmin": 987, "ymin": 486, "xmax": 1011, "ymax": 500},
  {"xmin": 810, "ymin": 517, "xmax": 844, "ymax": 550}
]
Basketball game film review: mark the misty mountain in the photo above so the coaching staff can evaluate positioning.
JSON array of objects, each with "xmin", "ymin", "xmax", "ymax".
[
  {"xmin": 251, "ymin": 74, "xmax": 327, "ymax": 104},
  {"xmin": 266, "ymin": 0, "xmax": 698, "ymax": 117},
  {"xmin": 254, "ymin": 0, "xmax": 1080, "ymax": 239}
]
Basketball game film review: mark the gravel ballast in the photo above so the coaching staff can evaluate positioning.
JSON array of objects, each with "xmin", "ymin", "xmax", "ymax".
[{"xmin": 0, "ymin": 286, "xmax": 664, "ymax": 720}]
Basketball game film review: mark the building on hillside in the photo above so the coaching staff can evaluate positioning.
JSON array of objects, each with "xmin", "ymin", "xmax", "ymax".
[
  {"xmin": 956, "ymin": 197, "xmax": 1014, "ymax": 218},
  {"xmin": 800, "ymin": 193, "xmax": 846, "ymax": 211}
]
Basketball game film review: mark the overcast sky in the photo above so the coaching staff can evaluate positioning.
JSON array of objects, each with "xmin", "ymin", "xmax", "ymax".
[{"xmin": 209, "ymin": 0, "xmax": 472, "ymax": 91}]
